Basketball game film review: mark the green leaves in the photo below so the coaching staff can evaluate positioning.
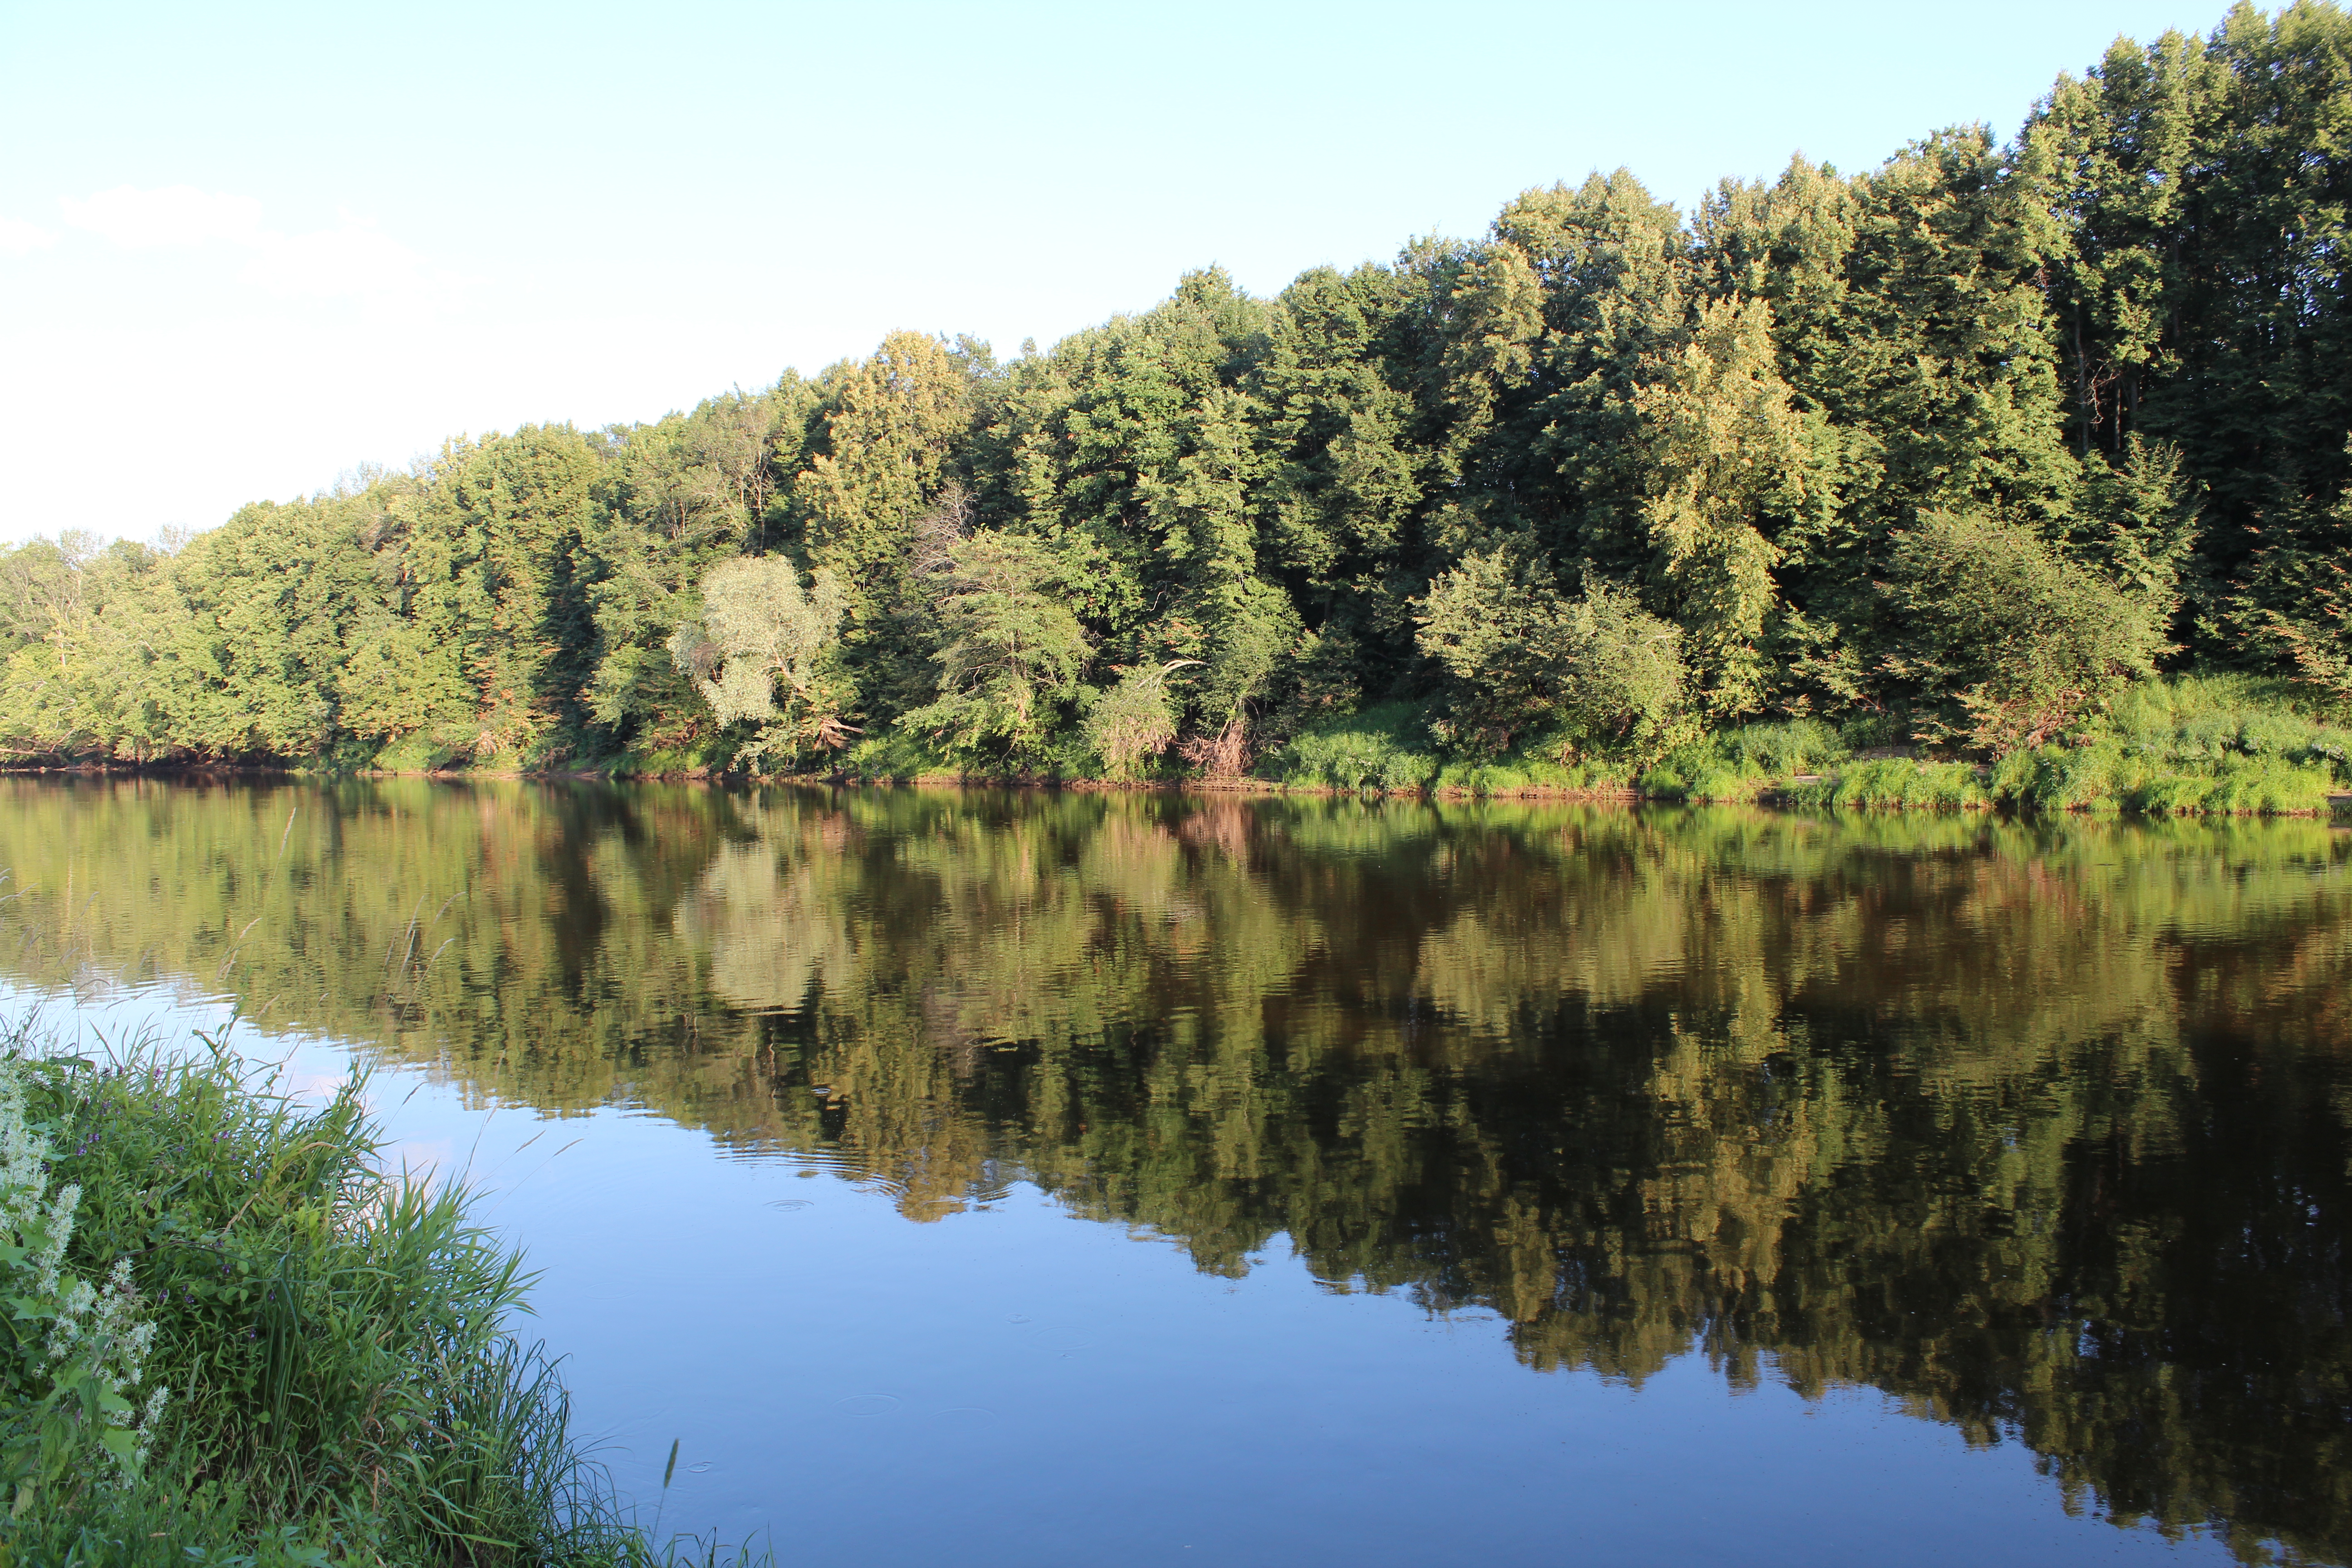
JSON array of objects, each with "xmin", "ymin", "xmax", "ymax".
[
  {"xmin": 669, "ymin": 556, "xmax": 855, "ymax": 763},
  {"xmin": 1886, "ymin": 510, "xmax": 2169, "ymax": 752},
  {"xmin": 900, "ymin": 531, "xmax": 1093, "ymax": 767},
  {"xmin": 1416, "ymin": 550, "xmax": 1690, "ymax": 760}
]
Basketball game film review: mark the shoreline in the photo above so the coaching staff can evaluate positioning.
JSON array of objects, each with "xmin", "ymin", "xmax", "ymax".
[{"xmin": 3, "ymin": 759, "xmax": 2347, "ymax": 818}]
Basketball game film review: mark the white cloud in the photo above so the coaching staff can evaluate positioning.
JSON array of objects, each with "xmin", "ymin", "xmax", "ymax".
[
  {"xmin": 0, "ymin": 218, "xmax": 56, "ymax": 256},
  {"xmin": 55, "ymin": 186, "xmax": 466, "ymax": 311},
  {"xmin": 240, "ymin": 214, "xmax": 455, "ymax": 305},
  {"xmin": 60, "ymin": 184, "xmax": 264, "ymax": 247}
]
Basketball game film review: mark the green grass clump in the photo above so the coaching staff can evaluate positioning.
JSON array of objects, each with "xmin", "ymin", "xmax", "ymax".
[
  {"xmin": 1991, "ymin": 741, "xmax": 2136, "ymax": 815},
  {"xmin": 2188, "ymin": 753, "xmax": 2338, "ymax": 814},
  {"xmin": 1828, "ymin": 758, "xmax": 1991, "ymax": 810},
  {"xmin": 1641, "ymin": 719, "xmax": 1850, "ymax": 801},
  {"xmin": 1980, "ymin": 676, "xmax": 2348, "ymax": 815},
  {"xmin": 2098, "ymin": 673, "xmax": 2351, "ymax": 781},
  {"xmin": 0, "ymin": 1018, "xmax": 754, "ymax": 1567},
  {"xmin": 1271, "ymin": 703, "xmax": 1440, "ymax": 792},
  {"xmin": 1431, "ymin": 744, "xmax": 1631, "ymax": 796},
  {"xmin": 842, "ymin": 726, "xmax": 961, "ymax": 784}
]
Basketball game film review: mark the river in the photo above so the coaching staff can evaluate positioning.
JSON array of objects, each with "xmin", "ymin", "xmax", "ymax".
[{"xmin": 2, "ymin": 777, "xmax": 2346, "ymax": 1566}]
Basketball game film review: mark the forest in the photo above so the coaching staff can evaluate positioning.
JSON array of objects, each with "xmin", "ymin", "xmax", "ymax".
[{"xmin": 7, "ymin": 2, "xmax": 2352, "ymax": 795}]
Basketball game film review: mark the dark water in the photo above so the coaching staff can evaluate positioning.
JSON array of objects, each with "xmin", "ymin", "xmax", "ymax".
[{"xmin": 4, "ymin": 778, "xmax": 2350, "ymax": 1566}]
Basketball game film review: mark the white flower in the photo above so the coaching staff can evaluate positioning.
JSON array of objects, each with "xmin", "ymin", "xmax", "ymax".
[{"xmin": 0, "ymin": 1054, "xmax": 163, "ymax": 1477}]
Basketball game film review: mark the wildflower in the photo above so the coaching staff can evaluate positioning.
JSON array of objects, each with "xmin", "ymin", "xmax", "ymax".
[{"xmin": 0, "ymin": 1056, "xmax": 162, "ymax": 1480}]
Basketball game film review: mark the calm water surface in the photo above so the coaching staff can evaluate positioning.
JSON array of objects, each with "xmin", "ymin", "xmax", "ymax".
[{"xmin": 3, "ymin": 779, "xmax": 2349, "ymax": 1566}]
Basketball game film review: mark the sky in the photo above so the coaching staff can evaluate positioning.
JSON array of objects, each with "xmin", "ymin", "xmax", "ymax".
[{"xmin": 0, "ymin": 0, "xmax": 2229, "ymax": 545}]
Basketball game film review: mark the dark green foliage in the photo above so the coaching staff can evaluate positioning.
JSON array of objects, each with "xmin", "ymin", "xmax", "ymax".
[{"xmin": 9, "ymin": 3, "xmax": 2352, "ymax": 788}]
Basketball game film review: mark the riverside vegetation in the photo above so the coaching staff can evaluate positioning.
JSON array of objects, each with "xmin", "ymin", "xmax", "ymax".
[
  {"xmin": 6, "ymin": 4, "xmax": 2352, "ymax": 813},
  {"xmin": 0, "ymin": 1014, "xmax": 755, "ymax": 1567}
]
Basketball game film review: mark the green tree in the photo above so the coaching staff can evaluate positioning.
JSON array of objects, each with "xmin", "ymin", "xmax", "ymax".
[
  {"xmin": 1635, "ymin": 297, "xmax": 1807, "ymax": 718},
  {"xmin": 793, "ymin": 332, "xmax": 982, "ymax": 719},
  {"xmin": 667, "ymin": 556, "xmax": 854, "ymax": 764},
  {"xmin": 899, "ymin": 531, "xmax": 1092, "ymax": 766}
]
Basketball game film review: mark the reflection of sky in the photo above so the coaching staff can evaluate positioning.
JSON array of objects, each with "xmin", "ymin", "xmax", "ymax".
[{"xmin": 10, "ymin": 980, "xmax": 2240, "ymax": 1567}]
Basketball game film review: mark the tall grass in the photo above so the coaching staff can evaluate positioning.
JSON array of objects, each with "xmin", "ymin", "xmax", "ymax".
[
  {"xmin": 1985, "ymin": 674, "xmax": 2349, "ymax": 815},
  {"xmin": 1270, "ymin": 703, "xmax": 1441, "ymax": 792},
  {"xmin": 1709, "ymin": 677, "xmax": 2351, "ymax": 817},
  {"xmin": 1822, "ymin": 758, "xmax": 1991, "ymax": 810},
  {"xmin": 1639, "ymin": 719, "xmax": 1854, "ymax": 802},
  {"xmin": 0, "ymin": 1016, "xmax": 760, "ymax": 1567}
]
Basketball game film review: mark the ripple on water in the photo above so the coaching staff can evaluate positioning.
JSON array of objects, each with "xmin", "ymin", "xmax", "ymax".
[{"xmin": 835, "ymin": 1394, "xmax": 900, "ymax": 1418}]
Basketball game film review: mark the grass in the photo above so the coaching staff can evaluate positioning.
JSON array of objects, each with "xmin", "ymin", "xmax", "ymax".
[
  {"xmin": 1268, "ymin": 703, "xmax": 1441, "ymax": 793},
  {"xmin": 1671, "ymin": 676, "xmax": 2351, "ymax": 817},
  {"xmin": 1428, "ymin": 750, "xmax": 1632, "ymax": 796},
  {"xmin": 1820, "ymin": 758, "xmax": 1991, "ymax": 810},
  {"xmin": 1981, "ymin": 675, "xmax": 2349, "ymax": 816},
  {"xmin": 1638, "ymin": 719, "xmax": 1856, "ymax": 803},
  {"xmin": 0, "ymin": 1014, "xmax": 761, "ymax": 1567}
]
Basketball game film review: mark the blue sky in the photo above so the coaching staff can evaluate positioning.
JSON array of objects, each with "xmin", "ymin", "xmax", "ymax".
[{"xmin": 1, "ymin": 0, "xmax": 2227, "ymax": 544}]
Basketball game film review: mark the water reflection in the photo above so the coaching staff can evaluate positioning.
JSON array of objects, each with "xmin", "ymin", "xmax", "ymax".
[{"xmin": 5, "ymin": 779, "xmax": 2350, "ymax": 1562}]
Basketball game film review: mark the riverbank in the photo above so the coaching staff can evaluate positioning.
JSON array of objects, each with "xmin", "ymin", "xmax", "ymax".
[
  {"xmin": 0, "ymin": 1016, "xmax": 758, "ymax": 1568},
  {"xmin": 4, "ymin": 758, "xmax": 2347, "ymax": 818},
  {"xmin": 6, "ymin": 676, "xmax": 2349, "ymax": 819}
]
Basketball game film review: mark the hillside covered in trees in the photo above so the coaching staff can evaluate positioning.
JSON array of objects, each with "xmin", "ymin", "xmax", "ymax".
[{"xmin": 8, "ymin": 2, "xmax": 2352, "ymax": 786}]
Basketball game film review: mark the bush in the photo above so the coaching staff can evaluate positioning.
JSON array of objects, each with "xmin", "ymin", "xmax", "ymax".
[
  {"xmin": 843, "ymin": 727, "xmax": 959, "ymax": 783},
  {"xmin": 1082, "ymin": 663, "xmax": 1185, "ymax": 782},
  {"xmin": 367, "ymin": 734, "xmax": 463, "ymax": 774},
  {"xmin": 1886, "ymin": 511, "xmax": 2168, "ymax": 753},
  {"xmin": 1416, "ymin": 553, "xmax": 1690, "ymax": 758}
]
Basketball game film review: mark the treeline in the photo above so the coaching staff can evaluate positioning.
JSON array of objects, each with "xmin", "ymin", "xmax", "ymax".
[{"xmin": 9, "ymin": 2, "xmax": 2352, "ymax": 777}]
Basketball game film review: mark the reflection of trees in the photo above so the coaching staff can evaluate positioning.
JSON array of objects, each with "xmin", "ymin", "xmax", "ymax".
[{"xmin": 3, "ymin": 781, "xmax": 2351, "ymax": 1559}]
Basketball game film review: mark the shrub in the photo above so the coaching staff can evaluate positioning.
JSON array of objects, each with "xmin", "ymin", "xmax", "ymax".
[
  {"xmin": 843, "ymin": 727, "xmax": 958, "ymax": 783},
  {"xmin": 1886, "ymin": 511, "xmax": 2167, "ymax": 753},
  {"xmin": 1082, "ymin": 663, "xmax": 1186, "ymax": 782},
  {"xmin": 1416, "ymin": 554, "xmax": 1690, "ymax": 758}
]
